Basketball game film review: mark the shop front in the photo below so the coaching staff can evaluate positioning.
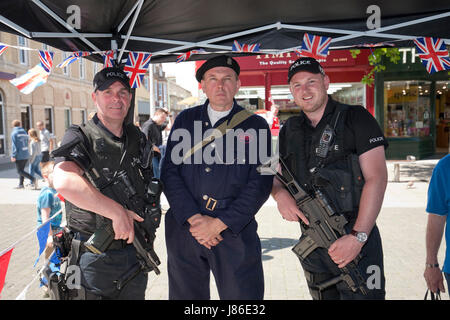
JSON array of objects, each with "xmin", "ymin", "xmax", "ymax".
[{"xmin": 375, "ymin": 48, "xmax": 450, "ymax": 159}]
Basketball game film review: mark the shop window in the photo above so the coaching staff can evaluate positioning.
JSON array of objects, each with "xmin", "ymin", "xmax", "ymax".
[
  {"xmin": 64, "ymin": 108, "xmax": 72, "ymax": 130},
  {"xmin": 384, "ymin": 81, "xmax": 431, "ymax": 138},
  {"xmin": 21, "ymin": 105, "xmax": 31, "ymax": 132}
]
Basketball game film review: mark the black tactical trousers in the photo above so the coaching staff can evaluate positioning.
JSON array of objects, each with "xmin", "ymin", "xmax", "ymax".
[{"xmin": 299, "ymin": 225, "xmax": 385, "ymax": 300}]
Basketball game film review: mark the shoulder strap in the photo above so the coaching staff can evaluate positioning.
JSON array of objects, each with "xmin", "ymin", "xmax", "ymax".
[{"xmin": 182, "ymin": 109, "xmax": 253, "ymax": 162}]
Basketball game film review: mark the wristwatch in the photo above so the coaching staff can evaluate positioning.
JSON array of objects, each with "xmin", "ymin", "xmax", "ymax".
[{"xmin": 351, "ymin": 230, "xmax": 368, "ymax": 243}]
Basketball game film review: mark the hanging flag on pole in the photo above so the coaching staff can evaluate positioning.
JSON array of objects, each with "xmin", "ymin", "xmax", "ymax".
[
  {"xmin": 232, "ymin": 40, "xmax": 260, "ymax": 53},
  {"xmin": 124, "ymin": 52, "xmax": 152, "ymax": 88},
  {"xmin": 0, "ymin": 43, "xmax": 8, "ymax": 57},
  {"xmin": 9, "ymin": 64, "xmax": 50, "ymax": 94},
  {"xmin": 0, "ymin": 248, "xmax": 14, "ymax": 298},
  {"xmin": 413, "ymin": 37, "xmax": 450, "ymax": 74},
  {"xmin": 176, "ymin": 49, "xmax": 205, "ymax": 63},
  {"xmin": 38, "ymin": 50, "xmax": 55, "ymax": 73},
  {"xmin": 299, "ymin": 33, "xmax": 332, "ymax": 61},
  {"xmin": 103, "ymin": 50, "xmax": 116, "ymax": 68}
]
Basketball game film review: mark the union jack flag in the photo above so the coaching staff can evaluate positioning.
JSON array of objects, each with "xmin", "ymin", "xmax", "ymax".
[
  {"xmin": 232, "ymin": 40, "xmax": 260, "ymax": 53},
  {"xmin": 38, "ymin": 50, "xmax": 54, "ymax": 73},
  {"xmin": 103, "ymin": 50, "xmax": 115, "ymax": 68},
  {"xmin": 413, "ymin": 37, "xmax": 450, "ymax": 74},
  {"xmin": 57, "ymin": 51, "xmax": 90, "ymax": 68},
  {"xmin": 176, "ymin": 49, "xmax": 205, "ymax": 63},
  {"xmin": 124, "ymin": 52, "xmax": 152, "ymax": 88},
  {"xmin": 300, "ymin": 33, "xmax": 332, "ymax": 61},
  {"xmin": 0, "ymin": 43, "xmax": 8, "ymax": 57}
]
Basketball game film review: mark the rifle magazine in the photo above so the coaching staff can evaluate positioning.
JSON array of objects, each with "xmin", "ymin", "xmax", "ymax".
[{"xmin": 292, "ymin": 235, "xmax": 318, "ymax": 261}]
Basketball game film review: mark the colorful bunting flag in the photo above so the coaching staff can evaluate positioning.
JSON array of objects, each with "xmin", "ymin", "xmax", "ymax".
[
  {"xmin": 124, "ymin": 52, "xmax": 152, "ymax": 88},
  {"xmin": 9, "ymin": 64, "xmax": 50, "ymax": 94},
  {"xmin": 232, "ymin": 40, "xmax": 260, "ymax": 53},
  {"xmin": 38, "ymin": 50, "xmax": 54, "ymax": 73},
  {"xmin": 34, "ymin": 221, "xmax": 51, "ymax": 267},
  {"xmin": 0, "ymin": 43, "xmax": 8, "ymax": 57},
  {"xmin": 57, "ymin": 51, "xmax": 90, "ymax": 68},
  {"xmin": 0, "ymin": 248, "xmax": 14, "ymax": 297},
  {"xmin": 176, "ymin": 49, "xmax": 205, "ymax": 63},
  {"xmin": 103, "ymin": 50, "xmax": 115, "ymax": 68},
  {"xmin": 413, "ymin": 37, "xmax": 450, "ymax": 74},
  {"xmin": 299, "ymin": 33, "xmax": 332, "ymax": 61}
]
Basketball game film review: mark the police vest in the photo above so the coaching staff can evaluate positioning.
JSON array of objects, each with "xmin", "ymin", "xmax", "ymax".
[
  {"xmin": 65, "ymin": 119, "xmax": 147, "ymax": 236},
  {"xmin": 282, "ymin": 102, "xmax": 364, "ymax": 218}
]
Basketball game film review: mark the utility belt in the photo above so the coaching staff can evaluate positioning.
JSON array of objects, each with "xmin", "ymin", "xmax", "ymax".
[{"xmin": 201, "ymin": 195, "xmax": 233, "ymax": 212}]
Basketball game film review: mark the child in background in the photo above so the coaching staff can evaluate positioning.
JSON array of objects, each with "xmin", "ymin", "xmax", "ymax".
[
  {"xmin": 37, "ymin": 161, "xmax": 62, "ymax": 251},
  {"xmin": 28, "ymin": 128, "xmax": 42, "ymax": 190}
]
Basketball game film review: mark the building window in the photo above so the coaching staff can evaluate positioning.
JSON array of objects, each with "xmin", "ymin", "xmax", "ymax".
[
  {"xmin": 64, "ymin": 108, "xmax": 72, "ymax": 130},
  {"xmin": 79, "ymin": 57, "xmax": 85, "ymax": 79},
  {"xmin": 44, "ymin": 107, "xmax": 54, "ymax": 133},
  {"xmin": 62, "ymin": 52, "xmax": 71, "ymax": 76},
  {"xmin": 21, "ymin": 105, "xmax": 31, "ymax": 132},
  {"xmin": 81, "ymin": 109, "xmax": 87, "ymax": 125},
  {"xmin": 0, "ymin": 92, "xmax": 5, "ymax": 155},
  {"xmin": 17, "ymin": 36, "xmax": 28, "ymax": 65},
  {"xmin": 384, "ymin": 80, "xmax": 431, "ymax": 138}
]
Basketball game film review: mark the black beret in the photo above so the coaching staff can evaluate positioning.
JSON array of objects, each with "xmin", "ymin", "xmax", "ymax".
[
  {"xmin": 195, "ymin": 55, "xmax": 240, "ymax": 82},
  {"xmin": 287, "ymin": 57, "xmax": 325, "ymax": 83},
  {"xmin": 93, "ymin": 67, "xmax": 131, "ymax": 92}
]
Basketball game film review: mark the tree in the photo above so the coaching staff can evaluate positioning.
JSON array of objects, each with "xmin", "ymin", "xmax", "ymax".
[{"xmin": 350, "ymin": 48, "xmax": 401, "ymax": 86}]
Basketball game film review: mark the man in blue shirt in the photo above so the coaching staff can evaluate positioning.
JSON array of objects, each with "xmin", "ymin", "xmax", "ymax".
[
  {"xmin": 161, "ymin": 55, "xmax": 273, "ymax": 299},
  {"xmin": 425, "ymin": 154, "xmax": 450, "ymax": 296},
  {"xmin": 10, "ymin": 119, "xmax": 35, "ymax": 188}
]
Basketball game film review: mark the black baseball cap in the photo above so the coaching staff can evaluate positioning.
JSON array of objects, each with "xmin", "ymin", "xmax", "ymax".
[
  {"xmin": 93, "ymin": 67, "xmax": 131, "ymax": 91},
  {"xmin": 287, "ymin": 57, "xmax": 325, "ymax": 83},
  {"xmin": 195, "ymin": 55, "xmax": 240, "ymax": 82}
]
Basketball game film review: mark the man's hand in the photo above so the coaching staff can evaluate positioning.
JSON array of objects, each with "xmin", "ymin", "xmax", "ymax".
[
  {"xmin": 424, "ymin": 266, "xmax": 445, "ymax": 294},
  {"xmin": 188, "ymin": 214, "xmax": 227, "ymax": 249},
  {"xmin": 328, "ymin": 235, "xmax": 364, "ymax": 268},
  {"xmin": 11, "ymin": 157, "xmax": 16, "ymax": 162},
  {"xmin": 273, "ymin": 188, "xmax": 309, "ymax": 225},
  {"xmin": 111, "ymin": 207, "xmax": 144, "ymax": 244}
]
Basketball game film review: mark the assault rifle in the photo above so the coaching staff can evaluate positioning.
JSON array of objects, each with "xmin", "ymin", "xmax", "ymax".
[
  {"xmin": 52, "ymin": 132, "xmax": 162, "ymax": 289},
  {"xmin": 258, "ymin": 156, "xmax": 367, "ymax": 294}
]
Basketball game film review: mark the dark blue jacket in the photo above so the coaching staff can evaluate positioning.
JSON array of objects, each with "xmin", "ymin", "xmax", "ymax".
[
  {"xmin": 11, "ymin": 126, "xmax": 30, "ymax": 160},
  {"xmin": 161, "ymin": 100, "xmax": 273, "ymax": 234}
]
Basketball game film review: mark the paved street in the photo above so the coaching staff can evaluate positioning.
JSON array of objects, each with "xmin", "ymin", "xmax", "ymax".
[{"xmin": 0, "ymin": 158, "xmax": 447, "ymax": 300}]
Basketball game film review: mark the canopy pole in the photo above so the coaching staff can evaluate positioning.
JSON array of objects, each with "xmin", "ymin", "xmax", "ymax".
[
  {"xmin": 0, "ymin": 15, "xmax": 31, "ymax": 38},
  {"xmin": 117, "ymin": 0, "xmax": 144, "ymax": 62},
  {"xmin": 31, "ymin": 0, "xmax": 100, "ymax": 51}
]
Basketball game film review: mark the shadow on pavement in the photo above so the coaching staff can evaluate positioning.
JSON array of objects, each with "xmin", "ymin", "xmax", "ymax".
[{"xmin": 260, "ymin": 237, "xmax": 298, "ymax": 261}]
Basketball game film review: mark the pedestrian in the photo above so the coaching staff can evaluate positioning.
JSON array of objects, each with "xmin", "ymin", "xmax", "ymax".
[
  {"xmin": 28, "ymin": 128, "xmax": 43, "ymax": 189},
  {"xmin": 271, "ymin": 57, "xmax": 388, "ymax": 299},
  {"xmin": 52, "ymin": 67, "xmax": 156, "ymax": 300},
  {"xmin": 141, "ymin": 108, "xmax": 171, "ymax": 178},
  {"xmin": 161, "ymin": 55, "xmax": 273, "ymax": 300},
  {"xmin": 10, "ymin": 119, "xmax": 35, "ymax": 189},
  {"xmin": 36, "ymin": 120, "xmax": 54, "ymax": 163},
  {"xmin": 424, "ymin": 154, "xmax": 450, "ymax": 296}
]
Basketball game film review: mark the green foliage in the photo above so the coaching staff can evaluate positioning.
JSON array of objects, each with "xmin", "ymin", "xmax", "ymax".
[{"xmin": 350, "ymin": 48, "xmax": 401, "ymax": 86}]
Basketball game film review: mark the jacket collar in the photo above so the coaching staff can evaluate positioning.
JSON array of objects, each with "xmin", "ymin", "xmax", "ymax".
[{"xmin": 200, "ymin": 98, "xmax": 243, "ymax": 128}]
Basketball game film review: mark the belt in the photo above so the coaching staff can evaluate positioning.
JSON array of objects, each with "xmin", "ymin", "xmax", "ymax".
[{"xmin": 202, "ymin": 195, "xmax": 233, "ymax": 211}]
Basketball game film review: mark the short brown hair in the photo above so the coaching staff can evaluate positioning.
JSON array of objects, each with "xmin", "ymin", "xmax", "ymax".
[
  {"xmin": 12, "ymin": 120, "xmax": 21, "ymax": 127},
  {"xmin": 154, "ymin": 108, "xmax": 169, "ymax": 116},
  {"xmin": 40, "ymin": 161, "xmax": 55, "ymax": 176}
]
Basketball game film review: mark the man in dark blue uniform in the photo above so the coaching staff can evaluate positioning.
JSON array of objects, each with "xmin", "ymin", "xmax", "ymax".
[{"xmin": 161, "ymin": 55, "xmax": 273, "ymax": 300}]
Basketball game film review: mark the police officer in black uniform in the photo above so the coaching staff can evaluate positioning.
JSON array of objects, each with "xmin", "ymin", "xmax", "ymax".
[
  {"xmin": 161, "ymin": 55, "xmax": 273, "ymax": 299},
  {"xmin": 53, "ymin": 68, "xmax": 150, "ymax": 299},
  {"xmin": 272, "ymin": 57, "xmax": 388, "ymax": 299}
]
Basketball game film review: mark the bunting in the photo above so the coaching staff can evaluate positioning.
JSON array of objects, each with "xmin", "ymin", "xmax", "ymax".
[
  {"xmin": 57, "ymin": 51, "xmax": 91, "ymax": 68},
  {"xmin": 176, "ymin": 49, "xmax": 205, "ymax": 63},
  {"xmin": 124, "ymin": 52, "xmax": 152, "ymax": 88},
  {"xmin": 0, "ymin": 248, "xmax": 14, "ymax": 298},
  {"xmin": 413, "ymin": 37, "xmax": 450, "ymax": 74},
  {"xmin": 38, "ymin": 50, "xmax": 55, "ymax": 73},
  {"xmin": 103, "ymin": 50, "xmax": 115, "ymax": 68},
  {"xmin": 232, "ymin": 40, "xmax": 260, "ymax": 53},
  {"xmin": 0, "ymin": 43, "xmax": 8, "ymax": 57},
  {"xmin": 9, "ymin": 64, "xmax": 50, "ymax": 94},
  {"xmin": 299, "ymin": 33, "xmax": 332, "ymax": 61}
]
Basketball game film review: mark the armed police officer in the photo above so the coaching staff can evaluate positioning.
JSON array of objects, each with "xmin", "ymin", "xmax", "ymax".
[
  {"xmin": 271, "ymin": 57, "xmax": 388, "ymax": 299},
  {"xmin": 52, "ymin": 67, "xmax": 160, "ymax": 299},
  {"xmin": 161, "ymin": 55, "xmax": 273, "ymax": 299}
]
